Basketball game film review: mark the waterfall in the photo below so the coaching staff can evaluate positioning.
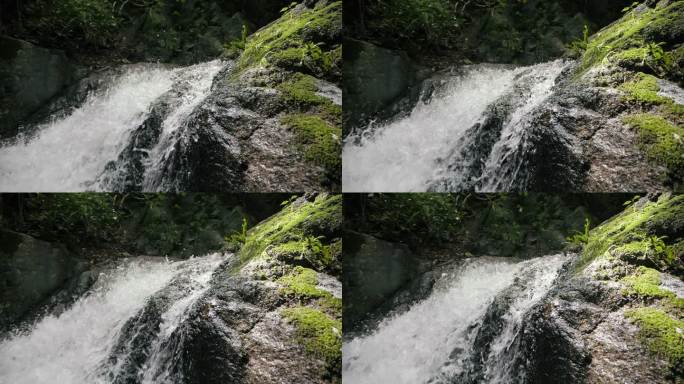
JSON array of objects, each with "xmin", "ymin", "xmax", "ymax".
[
  {"xmin": 342, "ymin": 60, "xmax": 570, "ymax": 192},
  {"xmin": 342, "ymin": 254, "xmax": 567, "ymax": 384},
  {"xmin": 0, "ymin": 60, "xmax": 225, "ymax": 192},
  {"xmin": 0, "ymin": 253, "xmax": 226, "ymax": 384}
]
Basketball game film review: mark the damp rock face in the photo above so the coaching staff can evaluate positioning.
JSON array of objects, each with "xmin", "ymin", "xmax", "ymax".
[
  {"xmin": 0, "ymin": 35, "xmax": 77, "ymax": 139},
  {"xmin": 517, "ymin": 195, "xmax": 684, "ymax": 383},
  {"xmin": 0, "ymin": 230, "xmax": 85, "ymax": 332}
]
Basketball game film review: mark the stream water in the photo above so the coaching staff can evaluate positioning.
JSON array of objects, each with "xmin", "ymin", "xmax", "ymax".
[
  {"xmin": 0, "ymin": 60, "xmax": 225, "ymax": 192},
  {"xmin": 342, "ymin": 254, "xmax": 568, "ymax": 384},
  {"xmin": 0, "ymin": 253, "xmax": 226, "ymax": 384},
  {"xmin": 342, "ymin": 60, "xmax": 570, "ymax": 192}
]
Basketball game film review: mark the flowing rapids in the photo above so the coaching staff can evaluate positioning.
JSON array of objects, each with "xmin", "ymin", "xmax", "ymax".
[
  {"xmin": 0, "ymin": 253, "xmax": 226, "ymax": 384},
  {"xmin": 342, "ymin": 60, "xmax": 569, "ymax": 192},
  {"xmin": 0, "ymin": 60, "xmax": 224, "ymax": 192},
  {"xmin": 342, "ymin": 254, "xmax": 567, "ymax": 384}
]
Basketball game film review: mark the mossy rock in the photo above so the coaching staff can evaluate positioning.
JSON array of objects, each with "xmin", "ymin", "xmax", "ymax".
[
  {"xmin": 581, "ymin": 194, "xmax": 684, "ymax": 270},
  {"xmin": 625, "ymin": 113, "xmax": 683, "ymax": 185},
  {"xmin": 270, "ymin": 237, "xmax": 336, "ymax": 273},
  {"xmin": 621, "ymin": 266, "xmax": 674, "ymax": 299},
  {"xmin": 625, "ymin": 307, "xmax": 684, "ymax": 375},
  {"xmin": 238, "ymin": 194, "xmax": 342, "ymax": 267},
  {"xmin": 580, "ymin": 1, "xmax": 684, "ymax": 80},
  {"xmin": 237, "ymin": 1, "xmax": 341, "ymax": 79},
  {"xmin": 281, "ymin": 306, "xmax": 342, "ymax": 379},
  {"xmin": 613, "ymin": 239, "xmax": 678, "ymax": 272},
  {"xmin": 281, "ymin": 114, "xmax": 341, "ymax": 183}
]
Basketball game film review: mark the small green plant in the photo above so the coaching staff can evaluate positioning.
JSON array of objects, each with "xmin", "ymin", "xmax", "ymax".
[
  {"xmin": 224, "ymin": 217, "xmax": 248, "ymax": 247},
  {"xmin": 649, "ymin": 235, "xmax": 669, "ymax": 254},
  {"xmin": 566, "ymin": 218, "xmax": 591, "ymax": 246},
  {"xmin": 568, "ymin": 24, "xmax": 590, "ymax": 56}
]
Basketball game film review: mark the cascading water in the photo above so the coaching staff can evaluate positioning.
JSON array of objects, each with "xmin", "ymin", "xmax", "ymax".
[
  {"xmin": 0, "ymin": 253, "xmax": 226, "ymax": 384},
  {"xmin": 342, "ymin": 60, "xmax": 570, "ymax": 192},
  {"xmin": 342, "ymin": 254, "xmax": 568, "ymax": 384},
  {"xmin": 0, "ymin": 60, "xmax": 225, "ymax": 192}
]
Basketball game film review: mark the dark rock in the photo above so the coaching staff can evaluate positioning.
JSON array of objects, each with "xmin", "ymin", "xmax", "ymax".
[
  {"xmin": 0, "ymin": 230, "xmax": 85, "ymax": 332},
  {"xmin": 343, "ymin": 39, "xmax": 419, "ymax": 135},
  {"xmin": 0, "ymin": 35, "xmax": 77, "ymax": 138},
  {"xmin": 342, "ymin": 231, "xmax": 419, "ymax": 332}
]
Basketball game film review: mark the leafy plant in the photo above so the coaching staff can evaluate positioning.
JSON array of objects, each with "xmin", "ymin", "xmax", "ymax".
[
  {"xmin": 568, "ymin": 24, "xmax": 590, "ymax": 56},
  {"xmin": 566, "ymin": 218, "xmax": 592, "ymax": 246},
  {"xmin": 225, "ymin": 217, "xmax": 248, "ymax": 247}
]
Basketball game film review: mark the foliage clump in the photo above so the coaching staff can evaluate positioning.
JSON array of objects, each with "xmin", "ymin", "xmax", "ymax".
[
  {"xmin": 281, "ymin": 306, "xmax": 342, "ymax": 378},
  {"xmin": 622, "ymin": 113, "xmax": 684, "ymax": 179},
  {"xmin": 625, "ymin": 307, "xmax": 684, "ymax": 375},
  {"xmin": 237, "ymin": 1, "xmax": 341, "ymax": 78},
  {"xmin": 239, "ymin": 194, "xmax": 342, "ymax": 271},
  {"xmin": 580, "ymin": 1, "xmax": 683, "ymax": 78},
  {"xmin": 579, "ymin": 194, "xmax": 684, "ymax": 271}
]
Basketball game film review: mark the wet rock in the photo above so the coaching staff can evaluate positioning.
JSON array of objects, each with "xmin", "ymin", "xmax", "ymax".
[
  {"xmin": 0, "ymin": 35, "xmax": 77, "ymax": 139},
  {"xmin": 343, "ymin": 39, "xmax": 419, "ymax": 135},
  {"xmin": 342, "ymin": 231, "xmax": 418, "ymax": 332},
  {"xmin": 0, "ymin": 230, "xmax": 85, "ymax": 333}
]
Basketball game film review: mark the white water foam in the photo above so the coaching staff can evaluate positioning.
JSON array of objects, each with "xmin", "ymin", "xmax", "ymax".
[
  {"xmin": 342, "ymin": 254, "xmax": 567, "ymax": 384},
  {"xmin": 0, "ymin": 253, "xmax": 226, "ymax": 384},
  {"xmin": 343, "ymin": 60, "xmax": 568, "ymax": 192},
  {"xmin": 0, "ymin": 60, "xmax": 225, "ymax": 192}
]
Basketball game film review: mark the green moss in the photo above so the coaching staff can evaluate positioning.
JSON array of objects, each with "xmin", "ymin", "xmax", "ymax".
[
  {"xmin": 237, "ymin": 2, "xmax": 341, "ymax": 76},
  {"xmin": 622, "ymin": 113, "xmax": 684, "ymax": 177},
  {"xmin": 280, "ymin": 114, "xmax": 341, "ymax": 178},
  {"xmin": 625, "ymin": 307, "xmax": 684, "ymax": 374},
  {"xmin": 282, "ymin": 306, "xmax": 342, "ymax": 376},
  {"xmin": 621, "ymin": 266, "xmax": 674, "ymax": 299},
  {"xmin": 581, "ymin": 2, "xmax": 684, "ymax": 74},
  {"xmin": 620, "ymin": 73, "xmax": 674, "ymax": 105},
  {"xmin": 277, "ymin": 73, "xmax": 328, "ymax": 106},
  {"xmin": 279, "ymin": 266, "xmax": 326, "ymax": 298},
  {"xmin": 580, "ymin": 195, "xmax": 684, "ymax": 268},
  {"xmin": 271, "ymin": 236, "xmax": 334, "ymax": 272},
  {"xmin": 613, "ymin": 238, "xmax": 677, "ymax": 271},
  {"xmin": 238, "ymin": 194, "xmax": 341, "ymax": 266},
  {"xmin": 269, "ymin": 43, "xmax": 333, "ymax": 75}
]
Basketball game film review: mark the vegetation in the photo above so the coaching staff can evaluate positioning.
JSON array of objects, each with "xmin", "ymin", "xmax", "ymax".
[
  {"xmin": 237, "ymin": 1, "xmax": 341, "ymax": 77},
  {"xmin": 579, "ymin": 1, "xmax": 682, "ymax": 78},
  {"xmin": 579, "ymin": 194, "xmax": 683, "ymax": 272},
  {"xmin": 625, "ymin": 307, "xmax": 684, "ymax": 374},
  {"xmin": 281, "ymin": 306, "xmax": 342, "ymax": 378},
  {"xmin": 0, "ymin": 0, "xmax": 275, "ymax": 62},
  {"xmin": 623, "ymin": 114, "xmax": 684, "ymax": 180},
  {"xmin": 0, "ymin": 193, "xmax": 288, "ymax": 257},
  {"xmin": 347, "ymin": 194, "xmax": 623, "ymax": 256},
  {"xmin": 238, "ymin": 194, "xmax": 342, "ymax": 273},
  {"xmin": 348, "ymin": 0, "xmax": 634, "ymax": 64}
]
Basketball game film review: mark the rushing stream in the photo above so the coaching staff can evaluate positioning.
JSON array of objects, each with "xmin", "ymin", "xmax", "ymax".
[
  {"xmin": 0, "ymin": 253, "xmax": 226, "ymax": 384},
  {"xmin": 343, "ymin": 60, "xmax": 570, "ymax": 192},
  {"xmin": 0, "ymin": 60, "xmax": 225, "ymax": 192},
  {"xmin": 342, "ymin": 254, "xmax": 568, "ymax": 384}
]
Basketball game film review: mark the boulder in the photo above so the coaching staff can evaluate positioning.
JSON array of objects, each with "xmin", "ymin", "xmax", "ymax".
[
  {"xmin": 0, "ymin": 35, "xmax": 76, "ymax": 138},
  {"xmin": 343, "ymin": 39, "xmax": 418, "ymax": 135},
  {"xmin": 0, "ymin": 230, "xmax": 85, "ymax": 331},
  {"xmin": 342, "ymin": 231, "xmax": 418, "ymax": 331}
]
